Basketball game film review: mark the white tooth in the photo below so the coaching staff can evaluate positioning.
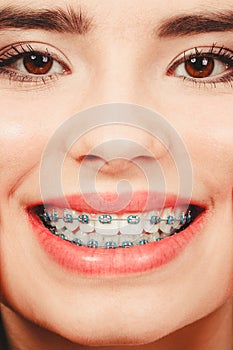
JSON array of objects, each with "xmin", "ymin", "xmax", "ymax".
[
  {"xmin": 147, "ymin": 231, "xmax": 160, "ymax": 242},
  {"xmin": 174, "ymin": 206, "xmax": 188, "ymax": 226},
  {"xmin": 70, "ymin": 229, "xmax": 80, "ymax": 239},
  {"xmin": 119, "ymin": 213, "xmax": 143, "ymax": 235},
  {"xmin": 77, "ymin": 232, "xmax": 89, "ymax": 245},
  {"xmin": 103, "ymin": 235, "xmax": 118, "ymax": 248},
  {"xmin": 119, "ymin": 234, "xmax": 135, "ymax": 247},
  {"xmin": 70, "ymin": 236, "xmax": 83, "ymax": 246},
  {"xmin": 62, "ymin": 209, "xmax": 80, "ymax": 232},
  {"xmin": 53, "ymin": 218, "xmax": 67, "ymax": 230},
  {"xmin": 62, "ymin": 229, "xmax": 76, "ymax": 241},
  {"xmin": 137, "ymin": 236, "xmax": 150, "ymax": 245},
  {"xmin": 86, "ymin": 233, "xmax": 101, "ymax": 248},
  {"xmin": 143, "ymin": 211, "xmax": 160, "ymax": 233},
  {"xmin": 78, "ymin": 213, "xmax": 95, "ymax": 233},
  {"xmin": 159, "ymin": 207, "xmax": 174, "ymax": 234},
  {"xmin": 159, "ymin": 231, "xmax": 171, "ymax": 239},
  {"xmin": 150, "ymin": 234, "xmax": 163, "ymax": 242},
  {"xmin": 95, "ymin": 214, "xmax": 119, "ymax": 235},
  {"xmin": 45, "ymin": 208, "xmax": 61, "ymax": 228}
]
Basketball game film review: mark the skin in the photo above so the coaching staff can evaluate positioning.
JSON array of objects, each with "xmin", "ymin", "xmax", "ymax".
[{"xmin": 0, "ymin": 0, "xmax": 232, "ymax": 349}]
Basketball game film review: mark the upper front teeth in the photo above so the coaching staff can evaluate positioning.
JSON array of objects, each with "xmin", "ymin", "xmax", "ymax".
[
  {"xmin": 43, "ymin": 206, "xmax": 190, "ymax": 236},
  {"xmin": 95, "ymin": 214, "xmax": 119, "ymax": 235}
]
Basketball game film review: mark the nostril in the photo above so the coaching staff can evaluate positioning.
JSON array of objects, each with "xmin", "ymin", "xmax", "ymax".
[
  {"xmin": 77, "ymin": 154, "xmax": 158, "ymax": 176},
  {"xmin": 76, "ymin": 139, "xmax": 156, "ymax": 164},
  {"xmin": 79, "ymin": 154, "xmax": 104, "ymax": 161},
  {"xmin": 84, "ymin": 154, "xmax": 98, "ymax": 160},
  {"xmin": 132, "ymin": 155, "xmax": 158, "ymax": 163}
]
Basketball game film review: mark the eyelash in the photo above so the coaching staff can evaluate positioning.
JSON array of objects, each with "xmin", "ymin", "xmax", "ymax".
[
  {"xmin": 0, "ymin": 42, "xmax": 232, "ymax": 89},
  {"xmin": 167, "ymin": 44, "xmax": 233, "ymax": 88},
  {"xmin": 0, "ymin": 43, "xmax": 70, "ymax": 86}
]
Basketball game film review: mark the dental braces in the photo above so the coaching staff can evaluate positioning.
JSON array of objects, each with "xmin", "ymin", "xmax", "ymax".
[
  {"xmin": 53, "ymin": 233, "xmax": 165, "ymax": 249},
  {"xmin": 38, "ymin": 207, "xmax": 195, "ymax": 249},
  {"xmin": 42, "ymin": 210, "xmax": 192, "ymax": 226}
]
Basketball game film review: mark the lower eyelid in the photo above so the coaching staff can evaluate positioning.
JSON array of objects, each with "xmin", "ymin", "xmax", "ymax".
[{"xmin": 0, "ymin": 67, "xmax": 62, "ymax": 90}]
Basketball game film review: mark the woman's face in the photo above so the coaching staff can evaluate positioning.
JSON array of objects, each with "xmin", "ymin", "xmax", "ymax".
[{"xmin": 0, "ymin": 0, "xmax": 232, "ymax": 346}]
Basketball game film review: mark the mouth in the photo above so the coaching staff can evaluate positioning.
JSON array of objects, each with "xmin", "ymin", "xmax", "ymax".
[
  {"xmin": 27, "ymin": 192, "xmax": 206, "ymax": 275},
  {"xmin": 33, "ymin": 204, "xmax": 202, "ymax": 248}
]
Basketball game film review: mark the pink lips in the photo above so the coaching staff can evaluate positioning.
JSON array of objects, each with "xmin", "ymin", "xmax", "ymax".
[
  {"xmin": 27, "ymin": 192, "xmax": 205, "ymax": 276},
  {"xmin": 41, "ymin": 191, "xmax": 188, "ymax": 214}
]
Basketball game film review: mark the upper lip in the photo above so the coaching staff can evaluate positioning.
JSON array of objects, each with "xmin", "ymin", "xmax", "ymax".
[{"xmin": 28, "ymin": 191, "xmax": 204, "ymax": 214}]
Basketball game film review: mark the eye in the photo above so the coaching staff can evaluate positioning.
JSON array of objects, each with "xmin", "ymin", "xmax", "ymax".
[
  {"xmin": 174, "ymin": 55, "xmax": 228, "ymax": 79},
  {"xmin": 0, "ymin": 42, "xmax": 71, "ymax": 86},
  {"xmin": 2, "ymin": 50, "xmax": 67, "ymax": 76},
  {"xmin": 15, "ymin": 52, "xmax": 57, "ymax": 75},
  {"xmin": 167, "ymin": 46, "xmax": 233, "ymax": 82}
]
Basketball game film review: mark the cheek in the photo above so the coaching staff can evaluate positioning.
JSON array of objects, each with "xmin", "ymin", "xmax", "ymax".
[
  {"xmin": 0, "ymin": 97, "xmax": 59, "ymax": 197},
  {"xmin": 169, "ymin": 95, "xmax": 233, "ymax": 187},
  {"xmin": 0, "ymin": 120, "xmax": 41, "ymax": 195},
  {"xmin": 0, "ymin": 91, "xmax": 80, "ymax": 197}
]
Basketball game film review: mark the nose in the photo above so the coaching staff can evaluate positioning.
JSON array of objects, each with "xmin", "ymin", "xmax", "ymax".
[
  {"xmin": 67, "ymin": 104, "xmax": 171, "ymax": 172},
  {"xmin": 59, "ymin": 105, "xmax": 171, "ymax": 204},
  {"xmin": 54, "ymin": 40, "xmax": 174, "ymax": 189},
  {"xmin": 64, "ymin": 35, "xmax": 172, "ymax": 163}
]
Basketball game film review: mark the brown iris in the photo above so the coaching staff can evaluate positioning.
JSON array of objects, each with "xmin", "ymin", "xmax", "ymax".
[
  {"xmin": 23, "ymin": 52, "xmax": 53, "ymax": 75},
  {"xmin": 185, "ymin": 56, "xmax": 214, "ymax": 78}
]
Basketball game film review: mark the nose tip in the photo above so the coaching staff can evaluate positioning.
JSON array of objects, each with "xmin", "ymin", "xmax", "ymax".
[
  {"xmin": 87, "ymin": 138, "xmax": 157, "ymax": 162},
  {"xmin": 96, "ymin": 157, "xmax": 137, "ymax": 175},
  {"xmin": 70, "ymin": 123, "xmax": 170, "ymax": 166},
  {"xmin": 62, "ymin": 104, "xmax": 172, "ymax": 180}
]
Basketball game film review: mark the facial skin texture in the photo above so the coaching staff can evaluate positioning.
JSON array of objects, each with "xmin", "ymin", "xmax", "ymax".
[{"xmin": 0, "ymin": 0, "xmax": 232, "ymax": 349}]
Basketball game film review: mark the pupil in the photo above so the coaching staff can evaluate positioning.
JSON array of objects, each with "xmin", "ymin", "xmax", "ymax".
[
  {"xmin": 190, "ymin": 57, "xmax": 208, "ymax": 71},
  {"xmin": 29, "ymin": 53, "xmax": 48, "ymax": 67}
]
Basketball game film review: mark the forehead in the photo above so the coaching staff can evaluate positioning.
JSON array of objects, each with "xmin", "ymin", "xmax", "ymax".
[{"xmin": 1, "ymin": 0, "xmax": 232, "ymax": 17}]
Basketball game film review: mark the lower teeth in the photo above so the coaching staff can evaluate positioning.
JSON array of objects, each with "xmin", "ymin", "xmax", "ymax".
[{"xmin": 36, "ymin": 206, "xmax": 196, "ymax": 249}]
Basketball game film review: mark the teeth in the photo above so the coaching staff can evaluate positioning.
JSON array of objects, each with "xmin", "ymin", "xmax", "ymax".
[
  {"xmin": 61, "ymin": 229, "xmax": 76, "ymax": 241},
  {"xmin": 95, "ymin": 214, "xmax": 119, "ymax": 235},
  {"xmin": 119, "ymin": 234, "xmax": 137, "ymax": 245},
  {"xmin": 121, "ymin": 241, "xmax": 134, "ymax": 248},
  {"xmin": 138, "ymin": 239, "xmax": 149, "ymax": 245},
  {"xmin": 104, "ymin": 235, "xmax": 119, "ymax": 248},
  {"xmin": 159, "ymin": 208, "xmax": 175, "ymax": 234},
  {"xmin": 78, "ymin": 213, "xmax": 95, "ymax": 233},
  {"xmin": 40, "ymin": 205, "xmax": 193, "ymax": 248},
  {"xmin": 76, "ymin": 232, "xmax": 89, "ymax": 246},
  {"xmin": 119, "ymin": 213, "xmax": 143, "ymax": 235},
  {"xmin": 62, "ymin": 209, "xmax": 80, "ymax": 232},
  {"xmin": 105, "ymin": 241, "xmax": 117, "ymax": 249},
  {"xmin": 71, "ymin": 238, "xmax": 83, "ymax": 246},
  {"xmin": 52, "ymin": 218, "xmax": 67, "ymax": 230},
  {"xmin": 143, "ymin": 211, "xmax": 160, "ymax": 233},
  {"xmin": 87, "ymin": 239, "xmax": 99, "ymax": 248}
]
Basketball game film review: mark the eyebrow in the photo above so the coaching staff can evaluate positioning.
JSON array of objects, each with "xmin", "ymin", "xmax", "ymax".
[
  {"xmin": 0, "ymin": 6, "xmax": 93, "ymax": 34},
  {"xmin": 0, "ymin": 6, "xmax": 232, "ymax": 38},
  {"xmin": 158, "ymin": 11, "xmax": 233, "ymax": 37}
]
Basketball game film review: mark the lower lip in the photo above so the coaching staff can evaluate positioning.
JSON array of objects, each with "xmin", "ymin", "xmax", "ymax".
[{"xmin": 28, "ymin": 212, "xmax": 205, "ymax": 276}]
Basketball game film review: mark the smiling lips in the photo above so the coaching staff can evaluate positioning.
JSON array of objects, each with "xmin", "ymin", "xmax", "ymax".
[{"xmin": 27, "ymin": 192, "xmax": 206, "ymax": 275}]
